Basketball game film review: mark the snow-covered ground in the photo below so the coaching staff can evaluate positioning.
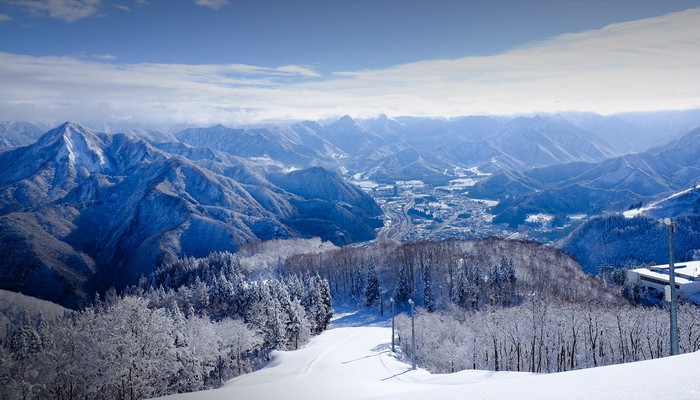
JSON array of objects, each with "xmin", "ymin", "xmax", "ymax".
[{"xmin": 156, "ymin": 308, "xmax": 700, "ymax": 400}]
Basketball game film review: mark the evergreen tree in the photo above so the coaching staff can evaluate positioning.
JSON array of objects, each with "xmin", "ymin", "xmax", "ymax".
[
  {"xmin": 451, "ymin": 267, "xmax": 468, "ymax": 308},
  {"xmin": 365, "ymin": 259, "xmax": 380, "ymax": 308},
  {"xmin": 305, "ymin": 275, "xmax": 333, "ymax": 334},
  {"xmin": 395, "ymin": 264, "xmax": 410, "ymax": 303},
  {"xmin": 10, "ymin": 312, "xmax": 42, "ymax": 360}
]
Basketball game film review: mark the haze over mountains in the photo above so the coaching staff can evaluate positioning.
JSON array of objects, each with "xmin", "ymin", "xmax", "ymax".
[
  {"xmin": 2, "ymin": 109, "xmax": 700, "ymax": 307},
  {"xmin": 474, "ymin": 125, "xmax": 700, "ymax": 227}
]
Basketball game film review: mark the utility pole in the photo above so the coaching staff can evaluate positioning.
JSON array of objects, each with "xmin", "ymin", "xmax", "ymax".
[
  {"xmin": 390, "ymin": 297, "xmax": 395, "ymax": 352},
  {"xmin": 663, "ymin": 217, "xmax": 680, "ymax": 356},
  {"xmin": 408, "ymin": 298, "xmax": 416, "ymax": 370}
]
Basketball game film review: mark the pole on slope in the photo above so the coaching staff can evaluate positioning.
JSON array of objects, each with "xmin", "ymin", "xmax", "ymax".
[
  {"xmin": 390, "ymin": 297, "xmax": 395, "ymax": 352},
  {"xmin": 408, "ymin": 298, "xmax": 415, "ymax": 370},
  {"xmin": 664, "ymin": 218, "xmax": 679, "ymax": 356}
]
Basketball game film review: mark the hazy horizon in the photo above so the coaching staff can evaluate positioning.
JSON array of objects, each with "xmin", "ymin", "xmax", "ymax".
[{"xmin": 1, "ymin": 0, "xmax": 699, "ymax": 125}]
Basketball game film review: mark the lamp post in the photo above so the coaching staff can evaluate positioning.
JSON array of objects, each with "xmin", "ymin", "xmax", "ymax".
[
  {"xmin": 390, "ymin": 297, "xmax": 395, "ymax": 352},
  {"xmin": 408, "ymin": 298, "xmax": 416, "ymax": 370},
  {"xmin": 663, "ymin": 217, "xmax": 680, "ymax": 356}
]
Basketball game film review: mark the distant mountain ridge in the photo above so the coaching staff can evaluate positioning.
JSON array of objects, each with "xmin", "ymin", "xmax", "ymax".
[
  {"xmin": 471, "ymin": 126, "xmax": 700, "ymax": 228},
  {"xmin": 0, "ymin": 122, "xmax": 382, "ymax": 307},
  {"xmin": 3, "ymin": 109, "xmax": 700, "ymax": 304}
]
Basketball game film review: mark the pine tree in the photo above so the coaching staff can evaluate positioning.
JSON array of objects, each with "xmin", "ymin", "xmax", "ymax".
[
  {"xmin": 365, "ymin": 259, "xmax": 380, "ymax": 308},
  {"xmin": 451, "ymin": 267, "xmax": 468, "ymax": 308},
  {"xmin": 10, "ymin": 313, "xmax": 42, "ymax": 360},
  {"xmin": 395, "ymin": 265, "xmax": 410, "ymax": 303},
  {"xmin": 305, "ymin": 275, "xmax": 332, "ymax": 334}
]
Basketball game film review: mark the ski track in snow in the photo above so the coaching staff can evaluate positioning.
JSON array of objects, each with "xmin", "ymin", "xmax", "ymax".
[{"xmin": 154, "ymin": 307, "xmax": 700, "ymax": 400}]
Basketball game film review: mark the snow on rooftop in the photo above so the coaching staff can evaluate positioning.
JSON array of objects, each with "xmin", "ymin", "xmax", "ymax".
[
  {"xmin": 634, "ymin": 260, "xmax": 700, "ymax": 284},
  {"xmin": 155, "ymin": 308, "xmax": 700, "ymax": 400}
]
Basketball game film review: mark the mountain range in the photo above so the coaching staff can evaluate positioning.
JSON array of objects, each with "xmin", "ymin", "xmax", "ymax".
[
  {"xmin": 3, "ymin": 109, "xmax": 700, "ymax": 306},
  {"xmin": 0, "ymin": 122, "xmax": 381, "ymax": 307},
  {"xmin": 471, "ymin": 126, "xmax": 700, "ymax": 227}
]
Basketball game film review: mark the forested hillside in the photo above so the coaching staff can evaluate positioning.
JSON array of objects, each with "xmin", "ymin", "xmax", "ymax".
[
  {"xmin": 562, "ymin": 214, "xmax": 700, "ymax": 273},
  {"xmin": 0, "ymin": 249, "xmax": 332, "ymax": 400}
]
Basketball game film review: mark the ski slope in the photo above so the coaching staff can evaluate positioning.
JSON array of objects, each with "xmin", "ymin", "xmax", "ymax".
[{"xmin": 156, "ymin": 308, "xmax": 700, "ymax": 400}]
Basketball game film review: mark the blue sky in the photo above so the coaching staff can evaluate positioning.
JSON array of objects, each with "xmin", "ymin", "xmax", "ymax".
[{"xmin": 0, "ymin": 0, "xmax": 699, "ymax": 125}]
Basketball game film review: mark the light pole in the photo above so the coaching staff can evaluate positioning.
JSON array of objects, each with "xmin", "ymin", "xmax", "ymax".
[
  {"xmin": 408, "ymin": 298, "xmax": 416, "ymax": 370},
  {"xmin": 390, "ymin": 297, "xmax": 395, "ymax": 352},
  {"xmin": 663, "ymin": 217, "xmax": 680, "ymax": 356}
]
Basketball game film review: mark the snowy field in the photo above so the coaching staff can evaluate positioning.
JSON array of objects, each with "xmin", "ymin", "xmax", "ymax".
[{"xmin": 156, "ymin": 308, "xmax": 700, "ymax": 400}]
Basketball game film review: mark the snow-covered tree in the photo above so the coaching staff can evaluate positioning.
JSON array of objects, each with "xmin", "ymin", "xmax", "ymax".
[
  {"xmin": 395, "ymin": 264, "xmax": 410, "ymax": 303},
  {"xmin": 365, "ymin": 259, "xmax": 380, "ymax": 308},
  {"xmin": 305, "ymin": 275, "xmax": 333, "ymax": 334},
  {"xmin": 423, "ymin": 264, "xmax": 435, "ymax": 312}
]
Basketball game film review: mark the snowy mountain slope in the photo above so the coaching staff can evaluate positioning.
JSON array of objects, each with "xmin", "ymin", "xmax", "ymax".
[
  {"xmin": 475, "ymin": 126, "xmax": 700, "ymax": 227},
  {"xmin": 0, "ymin": 123, "xmax": 383, "ymax": 307},
  {"xmin": 175, "ymin": 124, "xmax": 338, "ymax": 169},
  {"xmin": 0, "ymin": 121, "xmax": 46, "ymax": 149},
  {"xmin": 493, "ymin": 115, "xmax": 614, "ymax": 166},
  {"xmin": 361, "ymin": 148, "xmax": 460, "ymax": 184},
  {"xmin": 624, "ymin": 183, "xmax": 700, "ymax": 219},
  {"xmin": 323, "ymin": 115, "xmax": 390, "ymax": 157},
  {"xmin": 156, "ymin": 309, "xmax": 700, "ymax": 400}
]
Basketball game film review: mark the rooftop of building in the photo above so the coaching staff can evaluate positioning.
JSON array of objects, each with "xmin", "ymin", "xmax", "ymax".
[{"xmin": 632, "ymin": 260, "xmax": 700, "ymax": 285}]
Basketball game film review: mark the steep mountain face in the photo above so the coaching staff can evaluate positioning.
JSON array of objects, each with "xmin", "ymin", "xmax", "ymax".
[
  {"xmin": 474, "ymin": 126, "xmax": 700, "ymax": 227},
  {"xmin": 0, "ymin": 123, "xmax": 382, "ymax": 307}
]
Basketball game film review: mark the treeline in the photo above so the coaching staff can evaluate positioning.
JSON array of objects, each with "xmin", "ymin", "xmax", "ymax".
[
  {"xmin": 395, "ymin": 300, "xmax": 700, "ymax": 374},
  {"xmin": 280, "ymin": 237, "xmax": 700, "ymax": 375},
  {"xmin": 0, "ymin": 251, "xmax": 332, "ymax": 400},
  {"xmin": 4, "ymin": 235, "xmax": 694, "ymax": 397},
  {"xmin": 283, "ymin": 238, "xmax": 621, "ymax": 311}
]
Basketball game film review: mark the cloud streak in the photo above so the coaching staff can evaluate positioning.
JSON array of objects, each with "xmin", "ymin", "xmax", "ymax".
[
  {"xmin": 1, "ymin": 8, "xmax": 699, "ymax": 125},
  {"xmin": 194, "ymin": 0, "xmax": 229, "ymax": 10},
  {"xmin": 8, "ymin": 0, "xmax": 101, "ymax": 22}
]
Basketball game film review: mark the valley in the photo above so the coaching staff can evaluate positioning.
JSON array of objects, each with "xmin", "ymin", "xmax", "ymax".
[
  {"xmin": 4, "ymin": 4, "xmax": 700, "ymax": 400},
  {"xmin": 3, "ymin": 110, "xmax": 700, "ymax": 308},
  {"xmin": 364, "ymin": 179, "xmax": 511, "ymax": 242}
]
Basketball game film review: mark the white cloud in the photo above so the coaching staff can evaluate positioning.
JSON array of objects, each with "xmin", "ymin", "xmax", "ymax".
[
  {"xmin": 113, "ymin": 4, "xmax": 131, "ymax": 12},
  {"xmin": 0, "ymin": 8, "xmax": 699, "ymax": 125},
  {"xmin": 10, "ymin": 0, "xmax": 101, "ymax": 22},
  {"xmin": 194, "ymin": 0, "xmax": 229, "ymax": 10},
  {"xmin": 0, "ymin": 13, "xmax": 12, "ymax": 21}
]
